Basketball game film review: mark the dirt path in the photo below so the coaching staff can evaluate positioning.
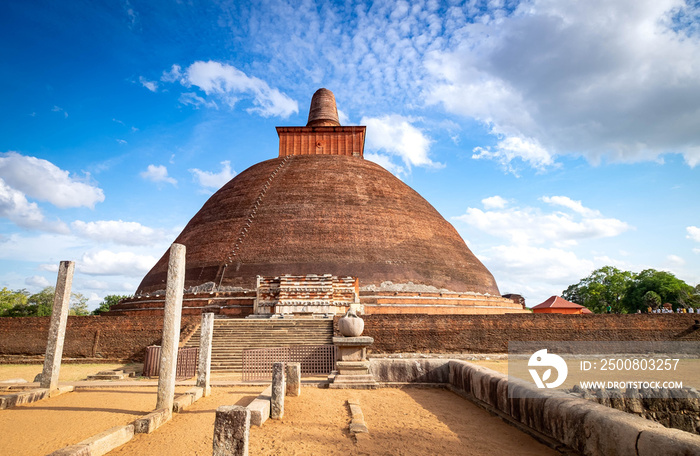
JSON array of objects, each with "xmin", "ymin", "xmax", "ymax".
[{"xmin": 249, "ymin": 387, "xmax": 556, "ymax": 456}]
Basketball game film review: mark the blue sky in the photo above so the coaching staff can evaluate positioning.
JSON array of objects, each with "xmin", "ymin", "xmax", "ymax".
[{"xmin": 1, "ymin": 0, "xmax": 699, "ymax": 310}]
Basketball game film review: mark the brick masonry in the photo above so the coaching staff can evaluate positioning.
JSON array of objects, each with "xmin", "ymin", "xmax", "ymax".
[
  {"xmin": 1, "ymin": 314, "xmax": 697, "ymax": 363},
  {"xmin": 0, "ymin": 315, "xmax": 199, "ymax": 362},
  {"xmin": 336, "ymin": 314, "xmax": 700, "ymax": 354}
]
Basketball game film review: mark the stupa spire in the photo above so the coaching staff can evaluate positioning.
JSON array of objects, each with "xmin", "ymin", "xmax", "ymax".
[{"xmin": 306, "ymin": 88, "xmax": 340, "ymax": 127}]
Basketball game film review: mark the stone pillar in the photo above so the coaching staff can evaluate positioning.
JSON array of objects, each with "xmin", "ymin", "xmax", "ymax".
[
  {"xmin": 40, "ymin": 261, "xmax": 75, "ymax": 390},
  {"xmin": 196, "ymin": 312, "xmax": 214, "ymax": 396},
  {"xmin": 285, "ymin": 362, "xmax": 301, "ymax": 397},
  {"xmin": 156, "ymin": 243, "xmax": 186, "ymax": 413},
  {"xmin": 270, "ymin": 362, "xmax": 285, "ymax": 419},
  {"xmin": 213, "ymin": 405, "xmax": 250, "ymax": 456}
]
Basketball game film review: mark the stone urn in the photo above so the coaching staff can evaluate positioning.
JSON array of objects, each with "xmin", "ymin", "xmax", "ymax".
[{"xmin": 338, "ymin": 309, "xmax": 364, "ymax": 337}]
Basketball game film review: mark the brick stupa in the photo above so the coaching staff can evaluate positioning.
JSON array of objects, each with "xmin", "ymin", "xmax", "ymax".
[{"xmin": 112, "ymin": 89, "xmax": 526, "ymax": 316}]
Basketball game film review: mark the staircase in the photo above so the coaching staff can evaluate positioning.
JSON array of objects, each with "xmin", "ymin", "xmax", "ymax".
[{"xmin": 183, "ymin": 318, "xmax": 334, "ymax": 372}]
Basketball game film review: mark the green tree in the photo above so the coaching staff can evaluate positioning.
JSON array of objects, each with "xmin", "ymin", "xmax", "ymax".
[
  {"xmin": 623, "ymin": 269, "xmax": 697, "ymax": 312},
  {"xmin": 92, "ymin": 294, "xmax": 128, "ymax": 315},
  {"xmin": 27, "ymin": 286, "xmax": 56, "ymax": 316},
  {"xmin": 69, "ymin": 293, "xmax": 90, "ymax": 316},
  {"xmin": 562, "ymin": 266, "xmax": 636, "ymax": 313},
  {"xmin": 642, "ymin": 290, "xmax": 661, "ymax": 310},
  {"xmin": 0, "ymin": 287, "xmax": 30, "ymax": 317}
]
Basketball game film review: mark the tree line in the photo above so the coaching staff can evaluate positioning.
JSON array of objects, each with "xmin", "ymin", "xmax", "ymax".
[
  {"xmin": 562, "ymin": 266, "xmax": 700, "ymax": 314},
  {"xmin": 0, "ymin": 287, "xmax": 128, "ymax": 317}
]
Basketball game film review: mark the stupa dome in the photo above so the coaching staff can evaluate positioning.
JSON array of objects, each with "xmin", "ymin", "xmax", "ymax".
[{"xmin": 133, "ymin": 88, "xmax": 513, "ymax": 314}]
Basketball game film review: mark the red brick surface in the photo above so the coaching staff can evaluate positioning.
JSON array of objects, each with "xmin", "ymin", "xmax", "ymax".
[
  {"xmin": 341, "ymin": 314, "xmax": 700, "ymax": 353},
  {"xmin": 0, "ymin": 315, "xmax": 199, "ymax": 362},
  {"xmin": 137, "ymin": 154, "xmax": 501, "ymax": 296}
]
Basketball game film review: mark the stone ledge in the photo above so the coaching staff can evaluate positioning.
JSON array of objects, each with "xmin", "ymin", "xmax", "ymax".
[
  {"xmin": 133, "ymin": 408, "xmax": 171, "ymax": 434},
  {"xmin": 173, "ymin": 387, "xmax": 204, "ymax": 412},
  {"xmin": 48, "ymin": 424, "xmax": 134, "ymax": 456},
  {"xmin": 333, "ymin": 336, "xmax": 374, "ymax": 346},
  {"xmin": 0, "ymin": 385, "xmax": 73, "ymax": 409},
  {"xmin": 347, "ymin": 399, "xmax": 369, "ymax": 434},
  {"xmin": 248, "ymin": 385, "xmax": 272, "ymax": 426},
  {"xmin": 448, "ymin": 359, "xmax": 700, "ymax": 455}
]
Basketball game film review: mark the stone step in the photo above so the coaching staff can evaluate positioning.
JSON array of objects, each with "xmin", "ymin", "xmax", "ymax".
[{"xmin": 182, "ymin": 318, "xmax": 333, "ymax": 372}]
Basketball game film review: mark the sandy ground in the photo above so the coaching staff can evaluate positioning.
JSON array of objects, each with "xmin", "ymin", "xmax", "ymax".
[
  {"xmin": 109, "ymin": 387, "xmax": 262, "ymax": 456},
  {"xmin": 248, "ymin": 387, "xmax": 556, "ymax": 456},
  {"xmin": 0, "ymin": 384, "xmax": 554, "ymax": 456},
  {"xmin": 0, "ymin": 386, "xmax": 190, "ymax": 455},
  {"xmin": 0, "ymin": 363, "xmax": 137, "ymax": 383}
]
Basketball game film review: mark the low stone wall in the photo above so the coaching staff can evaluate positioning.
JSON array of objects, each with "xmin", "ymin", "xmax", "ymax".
[
  {"xmin": 447, "ymin": 360, "xmax": 700, "ymax": 455},
  {"xmin": 369, "ymin": 358, "xmax": 450, "ymax": 384},
  {"xmin": 569, "ymin": 386, "xmax": 700, "ymax": 435},
  {"xmin": 0, "ymin": 315, "xmax": 199, "ymax": 362},
  {"xmin": 358, "ymin": 314, "xmax": 700, "ymax": 354}
]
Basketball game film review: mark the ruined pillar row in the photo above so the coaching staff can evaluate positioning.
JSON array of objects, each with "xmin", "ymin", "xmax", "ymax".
[
  {"xmin": 40, "ymin": 261, "xmax": 75, "ymax": 390},
  {"xmin": 196, "ymin": 312, "xmax": 214, "ymax": 396},
  {"xmin": 156, "ymin": 243, "xmax": 186, "ymax": 413}
]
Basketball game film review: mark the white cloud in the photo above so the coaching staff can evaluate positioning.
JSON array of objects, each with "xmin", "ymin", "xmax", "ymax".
[
  {"xmin": 179, "ymin": 92, "xmax": 218, "ymax": 109},
  {"xmin": 39, "ymin": 263, "xmax": 59, "ymax": 272},
  {"xmin": 161, "ymin": 64, "xmax": 182, "ymax": 82},
  {"xmin": 139, "ymin": 76, "xmax": 158, "ymax": 92},
  {"xmin": 362, "ymin": 115, "xmax": 442, "ymax": 171},
  {"xmin": 51, "ymin": 105, "xmax": 68, "ymax": 118},
  {"xmin": 666, "ymin": 254, "xmax": 686, "ymax": 266},
  {"xmin": 541, "ymin": 196, "xmax": 600, "ymax": 218},
  {"xmin": 140, "ymin": 164, "xmax": 177, "ymax": 185},
  {"xmin": 472, "ymin": 136, "xmax": 555, "ymax": 175},
  {"xmin": 364, "ymin": 153, "xmax": 407, "ymax": 176},
  {"xmin": 189, "ymin": 161, "xmax": 236, "ymax": 189},
  {"xmin": 483, "ymin": 244, "xmax": 596, "ymax": 304},
  {"xmin": 0, "ymin": 152, "xmax": 104, "ymax": 208},
  {"xmin": 455, "ymin": 196, "xmax": 631, "ymax": 246},
  {"xmin": 482, "ymin": 196, "xmax": 508, "ymax": 209},
  {"xmin": 687, "ymin": 226, "xmax": 700, "ymax": 243},
  {"xmin": 71, "ymin": 220, "xmax": 172, "ymax": 246},
  {"xmin": 172, "ymin": 61, "xmax": 298, "ymax": 118},
  {"xmin": 116, "ymin": 139, "xmax": 127, "ymax": 145},
  {"xmin": 25, "ymin": 275, "xmax": 50, "ymax": 288},
  {"xmin": 425, "ymin": 0, "xmax": 700, "ymax": 169},
  {"xmin": 78, "ymin": 250, "xmax": 157, "ymax": 276},
  {"xmin": 0, "ymin": 178, "xmax": 46, "ymax": 228}
]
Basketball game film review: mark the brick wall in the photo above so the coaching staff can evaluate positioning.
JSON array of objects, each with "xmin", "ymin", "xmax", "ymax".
[
  {"xmin": 0, "ymin": 315, "xmax": 200, "ymax": 362},
  {"xmin": 340, "ymin": 314, "xmax": 700, "ymax": 353}
]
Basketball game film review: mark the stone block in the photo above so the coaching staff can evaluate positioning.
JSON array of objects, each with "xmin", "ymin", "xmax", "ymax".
[
  {"xmin": 173, "ymin": 387, "xmax": 204, "ymax": 412},
  {"xmin": 48, "ymin": 424, "xmax": 134, "ymax": 456},
  {"xmin": 347, "ymin": 399, "xmax": 369, "ymax": 434},
  {"xmin": 133, "ymin": 408, "xmax": 171, "ymax": 434},
  {"xmin": 285, "ymin": 363, "xmax": 301, "ymax": 397},
  {"xmin": 581, "ymin": 405, "xmax": 664, "ymax": 456},
  {"xmin": 248, "ymin": 386, "xmax": 271, "ymax": 426},
  {"xmin": 270, "ymin": 362, "xmax": 285, "ymax": 419},
  {"xmin": 47, "ymin": 445, "xmax": 91, "ymax": 456},
  {"xmin": 213, "ymin": 405, "xmax": 250, "ymax": 456},
  {"xmin": 370, "ymin": 359, "xmax": 449, "ymax": 383},
  {"xmin": 637, "ymin": 426, "xmax": 700, "ymax": 455},
  {"xmin": 79, "ymin": 424, "xmax": 134, "ymax": 456},
  {"xmin": 336, "ymin": 361, "xmax": 370, "ymax": 376},
  {"xmin": 0, "ymin": 388, "xmax": 50, "ymax": 409}
]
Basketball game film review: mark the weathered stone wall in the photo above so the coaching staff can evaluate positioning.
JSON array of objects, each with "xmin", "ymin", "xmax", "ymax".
[
  {"xmin": 569, "ymin": 386, "xmax": 700, "ymax": 435},
  {"xmin": 0, "ymin": 315, "xmax": 199, "ymax": 362},
  {"xmin": 346, "ymin": 314, "xmax": 700, "ymax": 353}
]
